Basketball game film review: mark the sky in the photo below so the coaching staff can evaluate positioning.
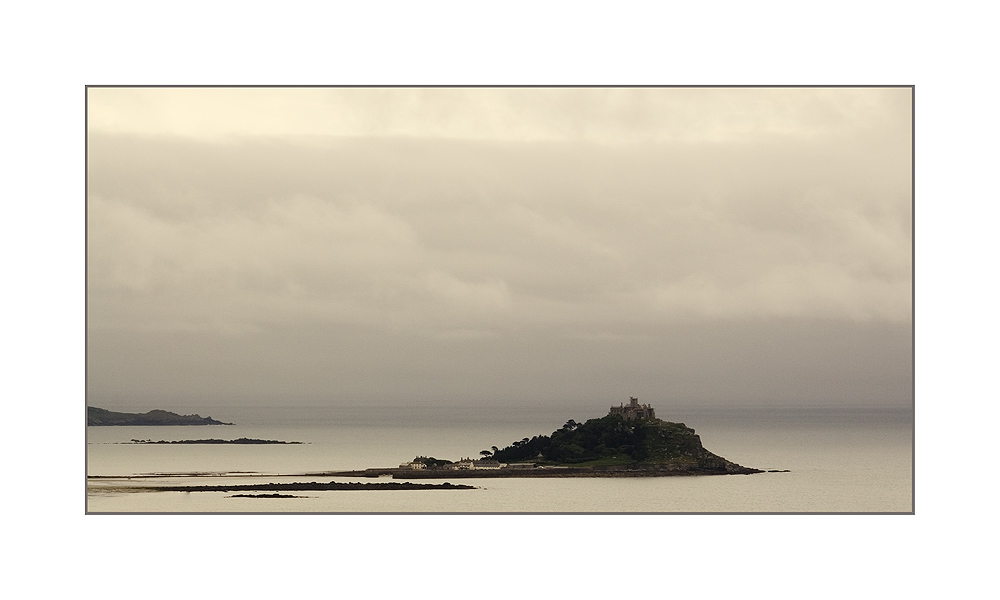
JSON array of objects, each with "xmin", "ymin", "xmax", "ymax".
[{"xmin": 87, "ymin": 87, "xmax": 912, "ymax": 411}]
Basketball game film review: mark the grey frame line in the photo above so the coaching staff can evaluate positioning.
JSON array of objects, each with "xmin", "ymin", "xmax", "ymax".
[{"xmin": 85, "ymin": 85, "xmax": 915, "ymax": 515}]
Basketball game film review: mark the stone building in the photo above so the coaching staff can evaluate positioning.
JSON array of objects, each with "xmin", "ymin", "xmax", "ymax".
[{"xmin": 609, "ymin": 396, "xmax": 656, "ymax": 420}]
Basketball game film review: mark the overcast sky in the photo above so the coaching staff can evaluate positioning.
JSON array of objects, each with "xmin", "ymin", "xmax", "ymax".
[{"xmin": 87, "ymin": 87, "xmax": 912, "ymax": 411}]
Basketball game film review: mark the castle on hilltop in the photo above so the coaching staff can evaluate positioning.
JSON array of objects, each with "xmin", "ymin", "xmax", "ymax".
[{"xmin": 609, "ymin": 396, "xmax": 656, "ymax": 420}]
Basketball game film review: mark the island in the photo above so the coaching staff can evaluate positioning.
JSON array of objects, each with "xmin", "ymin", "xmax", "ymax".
[
  {"xmin": 88, "ymin": 407, "xmax": 234, "ymax": 426},
  {"xmin": 327, "ymin": 397, "xmax": 764, "ymax": 479},
  {"xmin": 230, "ymin": 494, "xmax": 306, "ymax": 498}
]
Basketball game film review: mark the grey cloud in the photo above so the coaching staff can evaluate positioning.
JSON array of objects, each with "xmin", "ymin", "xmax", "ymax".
[
  {"xmin": 89, "ymin": 132, "xmax": 910, "ymax": 333},
  {"xmin": 87, "ymin": 90, "xmax": 911, "ymax": 409}
]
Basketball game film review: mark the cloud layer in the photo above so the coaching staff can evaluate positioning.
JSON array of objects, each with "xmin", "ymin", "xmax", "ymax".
[{"xmin": 87, "ymin": 88, "xmax": 912, "ymax": 408}]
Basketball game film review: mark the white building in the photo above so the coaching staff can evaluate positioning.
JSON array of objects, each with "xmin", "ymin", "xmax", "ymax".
[{"xmin": 470, "ymin": 459, "xmax": 505, "ymax": 469}]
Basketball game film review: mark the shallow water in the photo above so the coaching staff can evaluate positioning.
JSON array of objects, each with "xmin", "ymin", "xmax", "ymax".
[{"xmin": 86, "ymin": 404, "xmax": 912, "ymax": 513}]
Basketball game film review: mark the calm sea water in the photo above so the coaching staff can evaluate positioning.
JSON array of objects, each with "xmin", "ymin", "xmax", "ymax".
[{"xmin": 86, "ymin": 404, "xmax": 913, "ymax": 513}]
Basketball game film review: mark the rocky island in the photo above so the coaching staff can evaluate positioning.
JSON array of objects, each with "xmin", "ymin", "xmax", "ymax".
[
  {"xmin": 331, "ymin": 397, "xmax": 763, "ymax": 479},
  {"xmin": 88, "ymin": 407, "xmax": 234, "ymax": 426}
]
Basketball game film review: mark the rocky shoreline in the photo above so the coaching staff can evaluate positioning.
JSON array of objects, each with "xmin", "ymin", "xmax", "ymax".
[
  {"xmin": 229, "ymin": 493, "xmax": 306, "ymax": 498},
  {"xmin": 322, "ymin": 463, "xmax": 763, "ymax": 480},
  {"xmin": 149, "ymin": 480, "xmax": 477, "ymax": 492}
]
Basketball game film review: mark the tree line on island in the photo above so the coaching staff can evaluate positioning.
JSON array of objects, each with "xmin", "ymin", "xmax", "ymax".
[
  {"xmin": 484, "ymin": 414, "xmax": 711, "ymax": 465},
  {"xmin": 412, "ymin": 414, "xmax": 731, "ymax": 469}
]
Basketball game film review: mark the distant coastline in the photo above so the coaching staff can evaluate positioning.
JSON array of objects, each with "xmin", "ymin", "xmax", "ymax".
[{"xmin": 88, "ymin": 407, "xmax": 233, "ymax": 426}]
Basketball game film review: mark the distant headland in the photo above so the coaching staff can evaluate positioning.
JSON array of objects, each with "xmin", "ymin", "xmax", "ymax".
[
  {"xmin": 87, "ymin": 407, "xmax": 233, "ymax": 426},
  {"xmin": 329, "ymin": 397, "xmax": 765, "ymax": 479}
]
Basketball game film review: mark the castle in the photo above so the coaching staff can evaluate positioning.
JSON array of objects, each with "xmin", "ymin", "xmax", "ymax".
[{"xmin": 609, "ymin": 396, "xmax": 656, "ymax": 420}]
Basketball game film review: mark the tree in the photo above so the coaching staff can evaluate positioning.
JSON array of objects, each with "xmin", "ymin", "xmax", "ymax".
[{"xmin": 480, "ymin": 450, "xmax": 493, "ymax": 458}]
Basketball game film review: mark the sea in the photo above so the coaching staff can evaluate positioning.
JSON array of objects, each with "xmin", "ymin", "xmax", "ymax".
[{"xmin": 86, "ymin": 402, "xmax": 913, "ymax": 513}]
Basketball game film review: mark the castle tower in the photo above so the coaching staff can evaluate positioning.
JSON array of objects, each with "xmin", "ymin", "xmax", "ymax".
[{"xmin": 609, "ymin": 396, "xmax": 656, "ymax": 420}]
